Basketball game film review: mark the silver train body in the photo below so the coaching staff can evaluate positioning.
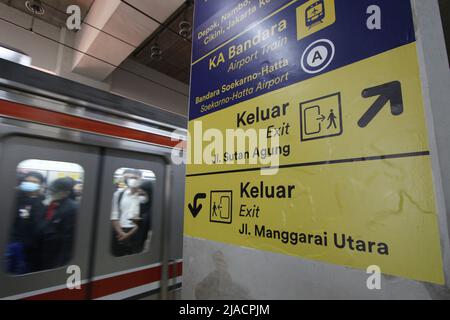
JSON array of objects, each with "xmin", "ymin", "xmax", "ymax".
[{"xmin": 0, "ymin": 58, "xmax": 187, "ymax": 300}]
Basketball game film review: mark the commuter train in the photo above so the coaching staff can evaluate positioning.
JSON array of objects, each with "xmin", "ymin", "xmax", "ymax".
[{"xmin": 0, "ymin": 58, "xmax": 187, "ymax": 300}]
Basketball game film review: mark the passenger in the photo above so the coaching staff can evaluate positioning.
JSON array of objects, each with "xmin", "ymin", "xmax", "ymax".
[
  {"xmin": 135, "ymin": 180, "xmax": 154, "ymax": 253},
  {"xmin": 72, "ymin": 180, "xmax": 83, "ymax": 202},
  {"xmin": 34, "ymin": 177, "xmax": 78, "ymax": 271},
  {"xmin": 111, "ymin": 169, "xmax": 142, "ymax": 256},
  {"xmin": 6, "ymin": 172, "xmax": 46, "ymax": 274}
]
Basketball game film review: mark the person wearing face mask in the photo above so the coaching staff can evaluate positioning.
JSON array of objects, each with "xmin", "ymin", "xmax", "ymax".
[
  {"xmin": 34, "ymin": 177, "xmax": 78, "ymax": 271},
  {"xmin": 6, "ymin": 172, "xmax": 46, "ymax": 274},
  {"xmin": 111, "ymin": 169, "xmax": 143, "ymax": 256},
  {"xmin": 72, "ymin": 180, "xmax": 83, "ymax": 202}
]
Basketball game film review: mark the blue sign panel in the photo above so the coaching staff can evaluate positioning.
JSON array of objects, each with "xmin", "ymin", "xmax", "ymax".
[
  {"xmin": 189, "ymin": 0, "xmax": 415, "ymax": 120},
  {"xmin": 193, "ymin": 0, "xmax": 293, "ymax": 62}
]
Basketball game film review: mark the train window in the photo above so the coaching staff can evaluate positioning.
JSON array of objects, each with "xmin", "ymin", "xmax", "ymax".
[
  {"xmin": 5, "ymin": 159, "xmax": 84, "ymax": 275},
  {"xmin": 110, "ymin": 168, "xmax": 155, "ymax": 257}
]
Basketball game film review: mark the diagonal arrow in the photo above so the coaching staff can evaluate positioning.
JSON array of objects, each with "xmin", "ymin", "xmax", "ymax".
[
  {"xmin": 188, "ymin": 193, "xmax": 207, "ymax": 218},
  {"xmin": 358, "ymin": 81, "xmax": 404, "ymax": 128}
]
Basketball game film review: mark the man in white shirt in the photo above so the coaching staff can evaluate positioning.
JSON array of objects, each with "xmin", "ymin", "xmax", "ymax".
[{"xmin": 111, "ymin": 169, "xmax": 142, "ymax": 256}]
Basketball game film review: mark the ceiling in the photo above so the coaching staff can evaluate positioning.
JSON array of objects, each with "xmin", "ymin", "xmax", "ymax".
[
  {"xmin": 0, "ymin": 0, "xmax": 94, "ymax": 28},
  {"xmin": 133, "ymin": 1, "xmax": 193, "ymax": 84},
  {"xmin": 1, "ymin": 0, "xmax": 193, "ymax": 84}
]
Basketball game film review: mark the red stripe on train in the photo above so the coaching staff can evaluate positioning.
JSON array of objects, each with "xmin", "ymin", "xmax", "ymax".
[
  {"xmin": 0, "ymin": 99, "xmax": 185, "ymax": 149},
  {"xmin": 91, "ymin": 262, "xmax": 182, "ymax": 299},
  {"xmin": 24, "ymin": 262, "xmax": 183, "ymax": 300}
]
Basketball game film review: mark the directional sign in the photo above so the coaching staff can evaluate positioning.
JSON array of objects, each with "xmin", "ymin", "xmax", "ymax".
[
  {"xmin": 185, "ymin": 0, "xmax": 444, "ymax": 284},
  {"xmin": 188, "ymin": 193, "xmax": 207, "ymax": 218},
  {"xmin": 187, "ymin": 43, "xmax": 431, "ymax": 173},
  {"xmin": 358, "ymin": 81, "xmax": 404, "ymax": 128}
]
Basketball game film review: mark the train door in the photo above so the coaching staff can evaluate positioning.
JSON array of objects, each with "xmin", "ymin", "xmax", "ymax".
[
  {"xmin": 90, "ymin": 149, "xmax": 167, "ymax": 300},
  {"xmin": 0, "ymin": 136, "xmax": 100, "ymax": 299}
]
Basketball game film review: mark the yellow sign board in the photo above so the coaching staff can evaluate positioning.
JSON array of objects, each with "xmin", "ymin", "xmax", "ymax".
[
  {"xmin": 187, "ymin": 43, "xmax": 432, "ymax": 175},
  {"xmin": 185, "ymin": 155, "xmax": 442, "ymax": 283},
  {"xmin": 186, "ymin": 0, "xmax": 444, "ymax": 285},
  {"xmin": 185, "ymin": 42, "xmax": 444, "ymax": 284}
]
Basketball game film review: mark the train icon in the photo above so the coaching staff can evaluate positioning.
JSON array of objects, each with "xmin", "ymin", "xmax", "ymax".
[{"xmin": 305, "ymin": 0, "xmax": 325, "ymax": 29}]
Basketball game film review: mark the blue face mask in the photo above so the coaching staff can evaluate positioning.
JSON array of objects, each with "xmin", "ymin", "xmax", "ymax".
[{"xmin": 20, "ymin": 182, "xmax": 41, "ymax": 193}]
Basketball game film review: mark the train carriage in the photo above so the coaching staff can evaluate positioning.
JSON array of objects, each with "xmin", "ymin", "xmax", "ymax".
[{"xmin": 0, "ymin": 58, "xmax": 187, "ymax": 300}]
